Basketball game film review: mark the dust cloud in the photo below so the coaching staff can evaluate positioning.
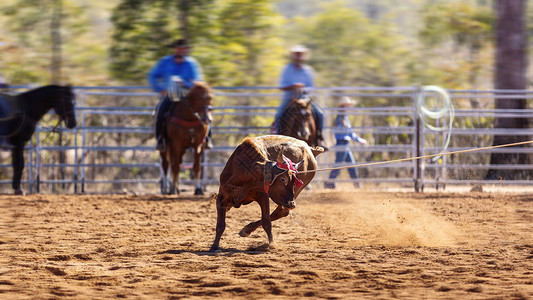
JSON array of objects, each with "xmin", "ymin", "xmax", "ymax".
[{"xmin": 297, "ymin": 191, "xmax": 460, "ymax": 247}]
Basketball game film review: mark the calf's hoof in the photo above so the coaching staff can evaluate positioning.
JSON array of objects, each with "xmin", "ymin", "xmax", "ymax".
[
  {"xmin": 14, "ymin": 189, "xmax": 24, "ymax": 195},
  {"xmin": 194, "ymin": 188, "xmax": 204, "ymax": 195},
  {"xmin": 239, "ymin": 227, "xmax": 251, "ymax": 237}
]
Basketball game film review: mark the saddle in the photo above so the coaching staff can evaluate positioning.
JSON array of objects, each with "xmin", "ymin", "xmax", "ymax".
[{"xmin": 162, "ymin": 101, "xmax": 207, "ymax": 149}]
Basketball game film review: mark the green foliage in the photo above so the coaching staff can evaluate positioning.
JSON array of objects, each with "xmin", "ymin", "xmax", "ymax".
[
  {"xmin": 109, "ymin": 0, "xmax": 177, "ymax": 83},
  {"xmin": 285, "ymin": 1, "xmax": 414, "ymax": 89},
  {"xmin": 0, "ymin": 0, "xmax": 524, "ymax": 91},
  {"xmin": 109, "ymin": 0, "xmax": 220, "ymax": 84},
  {"xmin": 418, "ymin": 0, "xmax": 494, "ymax": 89},
  {"xmin": 0, "ymin": 0, "xmax": 112, "ymax": 85},
  {"xmin": 1, "ymin": 0, "xmax": 59, "ymax": 83},
  {"xmin": 419, "ymin": 1, "xmax": 493, "ymax": 48},
  {"xmin": 109, "ymin": 0, "xmax": 284, "ymax": 87},
  {"xmin": 276, "ymin": 0, "xmax": 324, "ymax": 18},
  {"xmin": 209, "ymin": 0, "xmax": 284, "ymax": 86}
]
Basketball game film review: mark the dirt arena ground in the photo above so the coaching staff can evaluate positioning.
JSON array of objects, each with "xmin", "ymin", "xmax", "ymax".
[{"xmin": 1, "ymin": 190, "xmax": 532, "ymax": 299}]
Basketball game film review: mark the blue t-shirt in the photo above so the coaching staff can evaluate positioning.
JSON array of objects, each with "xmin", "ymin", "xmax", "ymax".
[
  {"xmin": 147, "ymin": 55, "xmax": 203, "ymax": 92},
  {"xmin": 279, "ymin": 63, "xmax": 315, "ymax": 101}
]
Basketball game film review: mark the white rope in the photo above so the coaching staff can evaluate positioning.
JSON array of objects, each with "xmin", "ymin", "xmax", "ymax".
[
  {"xmin": 297, "ymin": 140, "xmax": 533, "ymax": 174},
  {"xmin": 418, "ymin": 85, "xmax": 454, "ymax": 162}
]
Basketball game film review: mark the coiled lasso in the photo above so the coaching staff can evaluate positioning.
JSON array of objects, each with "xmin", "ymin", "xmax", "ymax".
[{"xmin": 417, "ymin": 85, "xmax": 455, "ymax": 162}]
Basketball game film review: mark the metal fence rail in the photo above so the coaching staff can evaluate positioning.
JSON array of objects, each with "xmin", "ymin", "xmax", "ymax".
[{"xmin": 1, "ymin": 85, "xmax": 532, "ymax": 194}]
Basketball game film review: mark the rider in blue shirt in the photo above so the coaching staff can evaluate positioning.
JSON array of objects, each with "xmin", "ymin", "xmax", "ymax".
[
  {"xmin": 325, "ymin": 97, "xmax": 368, "ymax": 189},
  {"xmin": 276, "ymin": 45, "xmax": 326, "ymax": 149},
  {"xmin": 147, "ymin": 55, "xmax": 202, "ymax": 92},
  {"xmin": 147, "ymin": 39, "xmax": 206, "ymax": 150}
]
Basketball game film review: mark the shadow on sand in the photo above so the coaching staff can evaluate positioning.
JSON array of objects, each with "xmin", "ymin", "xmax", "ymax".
[{"xmin": 160, "ymin": 243, "xmax": 271, "ymax": 257}]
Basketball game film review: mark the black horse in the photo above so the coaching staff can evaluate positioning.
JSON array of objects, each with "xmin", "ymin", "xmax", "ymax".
[{"xmin": 0, "ymin": 85, "xmax": 77, "ymax": 194}]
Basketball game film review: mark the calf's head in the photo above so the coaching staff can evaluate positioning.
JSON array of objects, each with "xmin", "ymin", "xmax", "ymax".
[{"xmin": 263, "ymin": 148, "xmax": 303, "ymax": 209}]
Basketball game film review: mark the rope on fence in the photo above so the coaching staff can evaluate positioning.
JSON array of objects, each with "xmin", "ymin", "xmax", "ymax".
[{"xmin": 417, "ymin": 85, "xmax": 455, "ymax": 162}]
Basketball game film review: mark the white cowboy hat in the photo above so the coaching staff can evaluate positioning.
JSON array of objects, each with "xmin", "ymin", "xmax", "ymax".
[
  {"xmin": 289, "ymin": 44, "xmax": 309, "ymax": 53},
  {"xmin": 289, "ymin": 45, "xmax": 310, "ymax": 59},
  {"xmin": 338, "ymin": 96, "xmax": 356, "ymax": 107}
]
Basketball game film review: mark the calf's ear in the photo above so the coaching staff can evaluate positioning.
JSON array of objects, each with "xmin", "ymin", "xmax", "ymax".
[
  {"xmin": 311, "ymin": 146, "xmax": 324, "ymax": 157},
  {"xmin": 277, "ymin": 147, "xmax": 285, "ymax": 163}
]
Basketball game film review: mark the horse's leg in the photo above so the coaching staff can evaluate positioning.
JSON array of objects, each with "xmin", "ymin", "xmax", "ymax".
[
  {"xmin": 160, "ymin": 150, "xmax": 169, "ymax": 194},
  {"xmin": 11, "ymin": 145, "xmax": 25, "ymax": 195},
  {"xmin": 192, "ymin": 147, "xmax": 204, "ymax": 195},
  {"xmin": 168, "ymin": 141, "xmax": 185, "ymax": 195},
  {"xmin": 239, "ymin": 205, "xmax": 290, "ymax": 237},
  {"xmin": 310, "ymin": 118, "xmax": 317, "ymax": 147}
]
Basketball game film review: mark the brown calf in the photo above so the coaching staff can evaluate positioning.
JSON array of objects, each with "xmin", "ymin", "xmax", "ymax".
[{"xmin": 209, "ymin": 135, "xmax": 323, "ymax": 252}]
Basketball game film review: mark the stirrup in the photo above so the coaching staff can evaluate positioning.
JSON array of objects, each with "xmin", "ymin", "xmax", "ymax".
[{"xmin": 156, "ymin": 137, "xmax": 166, "ymax": 151}]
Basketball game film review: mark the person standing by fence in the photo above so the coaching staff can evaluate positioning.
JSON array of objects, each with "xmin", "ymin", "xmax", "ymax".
[{"xmin": 325, "ymin": 97, "xmax": 368, "ymax": 189}]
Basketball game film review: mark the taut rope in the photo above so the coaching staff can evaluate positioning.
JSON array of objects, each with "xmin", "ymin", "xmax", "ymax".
[{"xmin": 297, "ymin": 140, "xmax": 533, "ymax": 174}]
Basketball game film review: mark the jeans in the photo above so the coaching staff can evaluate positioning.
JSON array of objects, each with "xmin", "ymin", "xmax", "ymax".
[
  {"xmin": 311, "ymin": 102, "xmax": 325, "ymax": 133},
  {"xmin": 325, "ymin": 140, "xmax": 359, "ymax": 188},
  {"xmin": 155, "ymin": 95, "xmax": 172, "ymax": 139}
]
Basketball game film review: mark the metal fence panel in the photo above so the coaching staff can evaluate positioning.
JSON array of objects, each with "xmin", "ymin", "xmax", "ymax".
[{"xmin": 1, "ymin": 86, "xmax": 532, "ymax": 194}]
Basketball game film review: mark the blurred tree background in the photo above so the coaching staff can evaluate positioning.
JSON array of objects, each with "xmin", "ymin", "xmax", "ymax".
[
  {"xmin": 1, "ymin": 0, "xmax": 533, "ymax": 189},
  {"xmin": 0, "ymin": 0, "xmax": 114, "ymax": 85},
  {"xmin": 1, "ymin": 0, "xmax": 530, "ymax": 89}
]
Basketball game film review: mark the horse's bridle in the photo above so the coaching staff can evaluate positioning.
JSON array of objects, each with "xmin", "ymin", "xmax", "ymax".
[
  {"xmin": 53, "ymin": 87, "xmax": 76, "ymax": 131},
  {"xmin": 284, "ymin": 98, "xmax": 312, "ymax": 140},
  {"xmin": 182, "ymin": 91, "xmax": 211, "ymax": 124}
]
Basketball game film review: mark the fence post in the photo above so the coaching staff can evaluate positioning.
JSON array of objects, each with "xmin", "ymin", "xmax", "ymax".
[
  {"xmin": 34, "ymin": 128, "xmax": 40, "ymax": 193},
  {"xmin": 74, "ymin": 110, "xmax": 79, "ymax": 194},
  {"xmin": 59, "ymin": 131, "xmax": 65, "ymax": 191},
  {"xmin": 414, "ymin": 86, "xmax": 424, "ymax": 192},
  {"xmin": 80, "ymin": 108, "xmax": 86, "ymax": 193}
]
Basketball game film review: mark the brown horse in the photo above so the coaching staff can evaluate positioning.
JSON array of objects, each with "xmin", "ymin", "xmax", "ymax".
[
  {"xmin": 159, "ymin": 82, "xmax": 212, "ymax": 195},
  {"xmin": 277, "ymin": 97, "xmax": 317, "ymax": 147}
]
